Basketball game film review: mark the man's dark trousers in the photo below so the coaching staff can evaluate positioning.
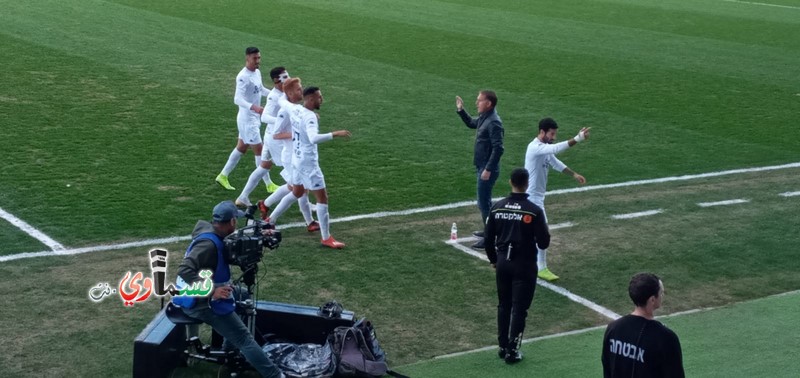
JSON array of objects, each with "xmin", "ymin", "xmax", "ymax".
[{"xmin": 496, "ymin": 250, "xmax": 537, "ymax": 349}]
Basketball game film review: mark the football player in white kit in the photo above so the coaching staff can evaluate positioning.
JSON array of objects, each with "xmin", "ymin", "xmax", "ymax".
[
  {"xmin": 267, "ymin": 78, "xmax": 351, "ymax": 249},
  {"xmin": 524, "ymin": 117, "xmax": 591, "ymax": 281},
  {"xmin": 215, "ymin": 47, "xmax": 275, "ymax": 192},
  {"xmin": 235, "ymin": 66, "xmax": 292, "ymax": 206}
]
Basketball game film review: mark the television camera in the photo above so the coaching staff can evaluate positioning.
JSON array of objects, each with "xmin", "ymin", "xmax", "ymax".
[{"xmin": 225, "ymin": 205, "xmax": 281, "ymax": 287}]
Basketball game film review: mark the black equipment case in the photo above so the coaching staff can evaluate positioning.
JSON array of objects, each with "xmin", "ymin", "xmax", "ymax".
[{"xmin": 132, "ymin": 301, "xmax": 355, "ymax": 378}]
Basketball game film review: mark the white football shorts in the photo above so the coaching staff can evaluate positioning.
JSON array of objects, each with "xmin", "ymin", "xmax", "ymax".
[
  {"xmin": 291, "ymin": 163, "xmax": 326, "ymax": 191},
  {"xmin": 237, "ymin": 116, "xmax": 262, "ymax": 145},
  {"xmin": 265, "ymin": 136, "xmax": 286, "ymax": 166}
]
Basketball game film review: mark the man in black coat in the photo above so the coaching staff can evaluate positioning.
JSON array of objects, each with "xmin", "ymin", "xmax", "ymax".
[{"xmin": 456, "ymin": 90, "xmax": 505, "ymax": 249}]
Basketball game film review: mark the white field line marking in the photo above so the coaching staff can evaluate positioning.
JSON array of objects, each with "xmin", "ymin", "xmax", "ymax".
[
  {"xmin": 450, "ymin": 222, "xmax": 576, "ymax": 244},
  {"xmin": 429, "ymin": 289, "xmax": 800, "ymax": 361},
  {"xmin": 0, "ymin": 235, "xmax": 193, "ymax": 262},
  {"xmin": 538, "ymin": 281, "xmax": 621, "ymax": 321},
  {"xmin": 697, "ymin": 199, "xmax": 750, "ymax": 207},
  {"xmin": 721, "ymin": 0, "xmax": 800, "ymax": 10},
  {"xmin": 444, "ymin": 236, "xmax": 621, "ymax": 321},
  {"xmin": 434, "ymin": 325, "xmax": 608, "ymax": 359},
  {"xmin": 3, "ymin": 161, "xmax": 799, "ymax": 262},
  {"xmin": 611, "ymin": 209, "xmax": 664, "ymax": 220},
  {"xmin": 446, "ymin": 240, "xmax": 489, "ymax": 261},
  {"xmin": 779, "ymin": 191, "xmax": 800, "ymax": 197},
  {"xmin": 0, "ymin": 222, "xmax": 309, "ymax": 263},
  {"xmin": 0, "ymin": 207, "xmax": 65, "ymax": 251}
]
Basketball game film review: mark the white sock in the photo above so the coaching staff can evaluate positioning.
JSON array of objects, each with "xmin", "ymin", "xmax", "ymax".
[
  {"xmin": 538, "ymin": 248, "xmax": 547, "ymax": 271},
  {"xmin": 265, "ymin": 185, "xmax": 291, "ymax": 207},
  {"xmin": 298, "ymin": 194, "xmax": 314, "ymax": 225},
  {"xmin": 317, "ymin": 203, "xmax": 330, "ymax": 240},
  {"xmin": 269, "ymin": 193, "xmax": 299, "ymax": 225},
  {"xmin": 254, "ymin": 156, "xmax": 272, "ymax": 186},
  {"xmin": 221, "ymin": 149, "xmax": 243, "ymax": 176},
  {"xmin": 239, "ymin": 166, "xmax": 267, "ymax": 200}
]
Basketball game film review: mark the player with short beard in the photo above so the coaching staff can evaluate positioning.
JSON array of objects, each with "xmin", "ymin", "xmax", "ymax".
[
  {"xmin": 524, "ymin": 117, "xmax": 591, "ymax": 281},
  {"xmin": 267, "ymin": 79, "xmax": 350, "ymax": 248},
  {"xmin": 215, "ymin": 47, "xmax": 275, "ymax": 192}
]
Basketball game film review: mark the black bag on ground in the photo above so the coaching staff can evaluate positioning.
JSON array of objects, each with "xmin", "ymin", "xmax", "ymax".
[{"xmin": 329, "ymin": 318, "xmax": 388, "ymax": 377}]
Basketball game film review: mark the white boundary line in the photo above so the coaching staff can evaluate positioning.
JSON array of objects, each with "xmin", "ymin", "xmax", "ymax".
[
  {"xmin": 779, "ymin": 191, "xmax": 800, "ymax": 197},
  {"xmin": 2, "ymin": 161, "xmax": 799, "ymax": 262},
  {"xmin": 0, "ymin": 235, "xmax": 193, "ymax": 261},
  {"xmin": 444, "ymin": 224, "xmax": 622, "ymax": 322},
  {"xmin": 721, "ymin": 0, "xmax": 800, "ymax": 10},
  {"xmin": 543, "ymin": 162, "xmax": 800, "ymax": 196},
  {"xmin": 0, "ymin": 207, "xmax": 65, "ymax": 251},
  {"xmin": 611, "ymin": 209, "xmax": 664, "ymax": 220},
  {"xmin": 0, "ymin": 221, "xmax": 310, "ymax": 263},
  {"xmin": 697, "ymin": 199, "xmax": 750, "ymax": 207},
  {"xmin": 430, "ymin": 289, "xmax": 800, "ymax": 361}
]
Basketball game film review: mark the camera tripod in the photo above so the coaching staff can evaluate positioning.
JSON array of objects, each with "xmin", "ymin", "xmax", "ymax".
[{"xmin": 165, "ymin": 266, "xmax": 261, "ymax": 377}]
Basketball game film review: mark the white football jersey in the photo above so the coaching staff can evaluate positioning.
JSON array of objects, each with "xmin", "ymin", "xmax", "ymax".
[
  {"xmin": 234, "ymin": 67, "xmax": 269, "ymax": 120},
  {"xmin": 291, "ymin": 107, "xmax": 322, "ymax": 166},
  {"xmin": 262, "ymin": 87, "xmax": 284, "ymax": 134},
  {"xmin": 524, "ymin": 138, "xmax": 569, "ymax": 203}
]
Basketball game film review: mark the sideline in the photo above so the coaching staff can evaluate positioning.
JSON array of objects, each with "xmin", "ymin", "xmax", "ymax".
[
  {"xmin": 422, "ymin": 290, "xmax": 800, "ymax": 361},
  {"xmin": 2, "ymin": 161, "xmax": 799, "ymax": 262},
  {"xmin": 721, "ymin": 0, "xmax": 800, "ymax": 10}
]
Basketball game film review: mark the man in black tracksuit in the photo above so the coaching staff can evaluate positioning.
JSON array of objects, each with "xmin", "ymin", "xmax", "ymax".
[{"xmin": 484, "ymin": 168, "xmax": 550, "ymax": 364}]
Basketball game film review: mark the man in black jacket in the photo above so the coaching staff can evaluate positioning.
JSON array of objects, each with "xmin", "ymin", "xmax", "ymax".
[
  {"xmin": 484, "ymin": 168, "xmax": 550, "ymax": 364},
  {"xmin": 456, "ymin": 90, "xmax": 504, "ymax": 249},
  {"xmin": 602, "ymin": 273, "xmax": 684, "ymax": 378}
]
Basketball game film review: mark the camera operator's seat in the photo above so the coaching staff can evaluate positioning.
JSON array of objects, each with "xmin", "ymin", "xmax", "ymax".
[{"xmin": 165, "ymin": 302, "xmax": 203, "ymax": 325}]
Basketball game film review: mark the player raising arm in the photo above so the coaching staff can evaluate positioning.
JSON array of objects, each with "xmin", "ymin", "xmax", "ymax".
[{"xmin": 524, "ymin": 118, "xmax": 591, "ymax": 281}]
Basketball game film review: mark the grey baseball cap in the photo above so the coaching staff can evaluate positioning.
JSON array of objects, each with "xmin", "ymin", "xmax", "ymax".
[{"xmin": 212, "ymin": 201, "xmax": 245, "ymax": 222}]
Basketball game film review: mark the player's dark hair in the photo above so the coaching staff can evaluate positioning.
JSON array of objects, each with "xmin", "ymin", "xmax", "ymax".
[
  {"xmin": 539, "ymin": 117, "xmax": 559, "ymax": 132},
  {"xmin": 245, "ymin": 46, "xmax": 260, "ymax": 55},
  {"xmin": 270, "ymin": 66, "xmax": 286, "ymax": 80},
  {"xmin": 480, "ymin": 90, "xmax": 498, "ymax": 108},
  {"xmin": 629, "ymin": 272, "xmax": 661, "ymax": 307},
  {"xmin": 510, "ymin": 168, "xmax": 529, "ymax": 189},
  {"xmin": 303, "ymin": 86, "xmax": 320, "ymax": 97}
]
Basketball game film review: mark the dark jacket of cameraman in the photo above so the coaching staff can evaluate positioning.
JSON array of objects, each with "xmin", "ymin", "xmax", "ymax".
[
  {"xmin": 177, "ymin": 220, "xmax": 229, "ymax": 285},
  {"xmin": 484, "ymin": 193, "xmax": 550, "ymax": 264}
]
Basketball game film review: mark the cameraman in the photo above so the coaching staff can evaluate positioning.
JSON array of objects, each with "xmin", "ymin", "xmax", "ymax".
[
  {"xmin": 175, "ymin": 200, "xmax": 284, "ymax": 378},
  {"xmin": 484, "ymin": 168, "xmax": 550, "ymax": 364}
]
